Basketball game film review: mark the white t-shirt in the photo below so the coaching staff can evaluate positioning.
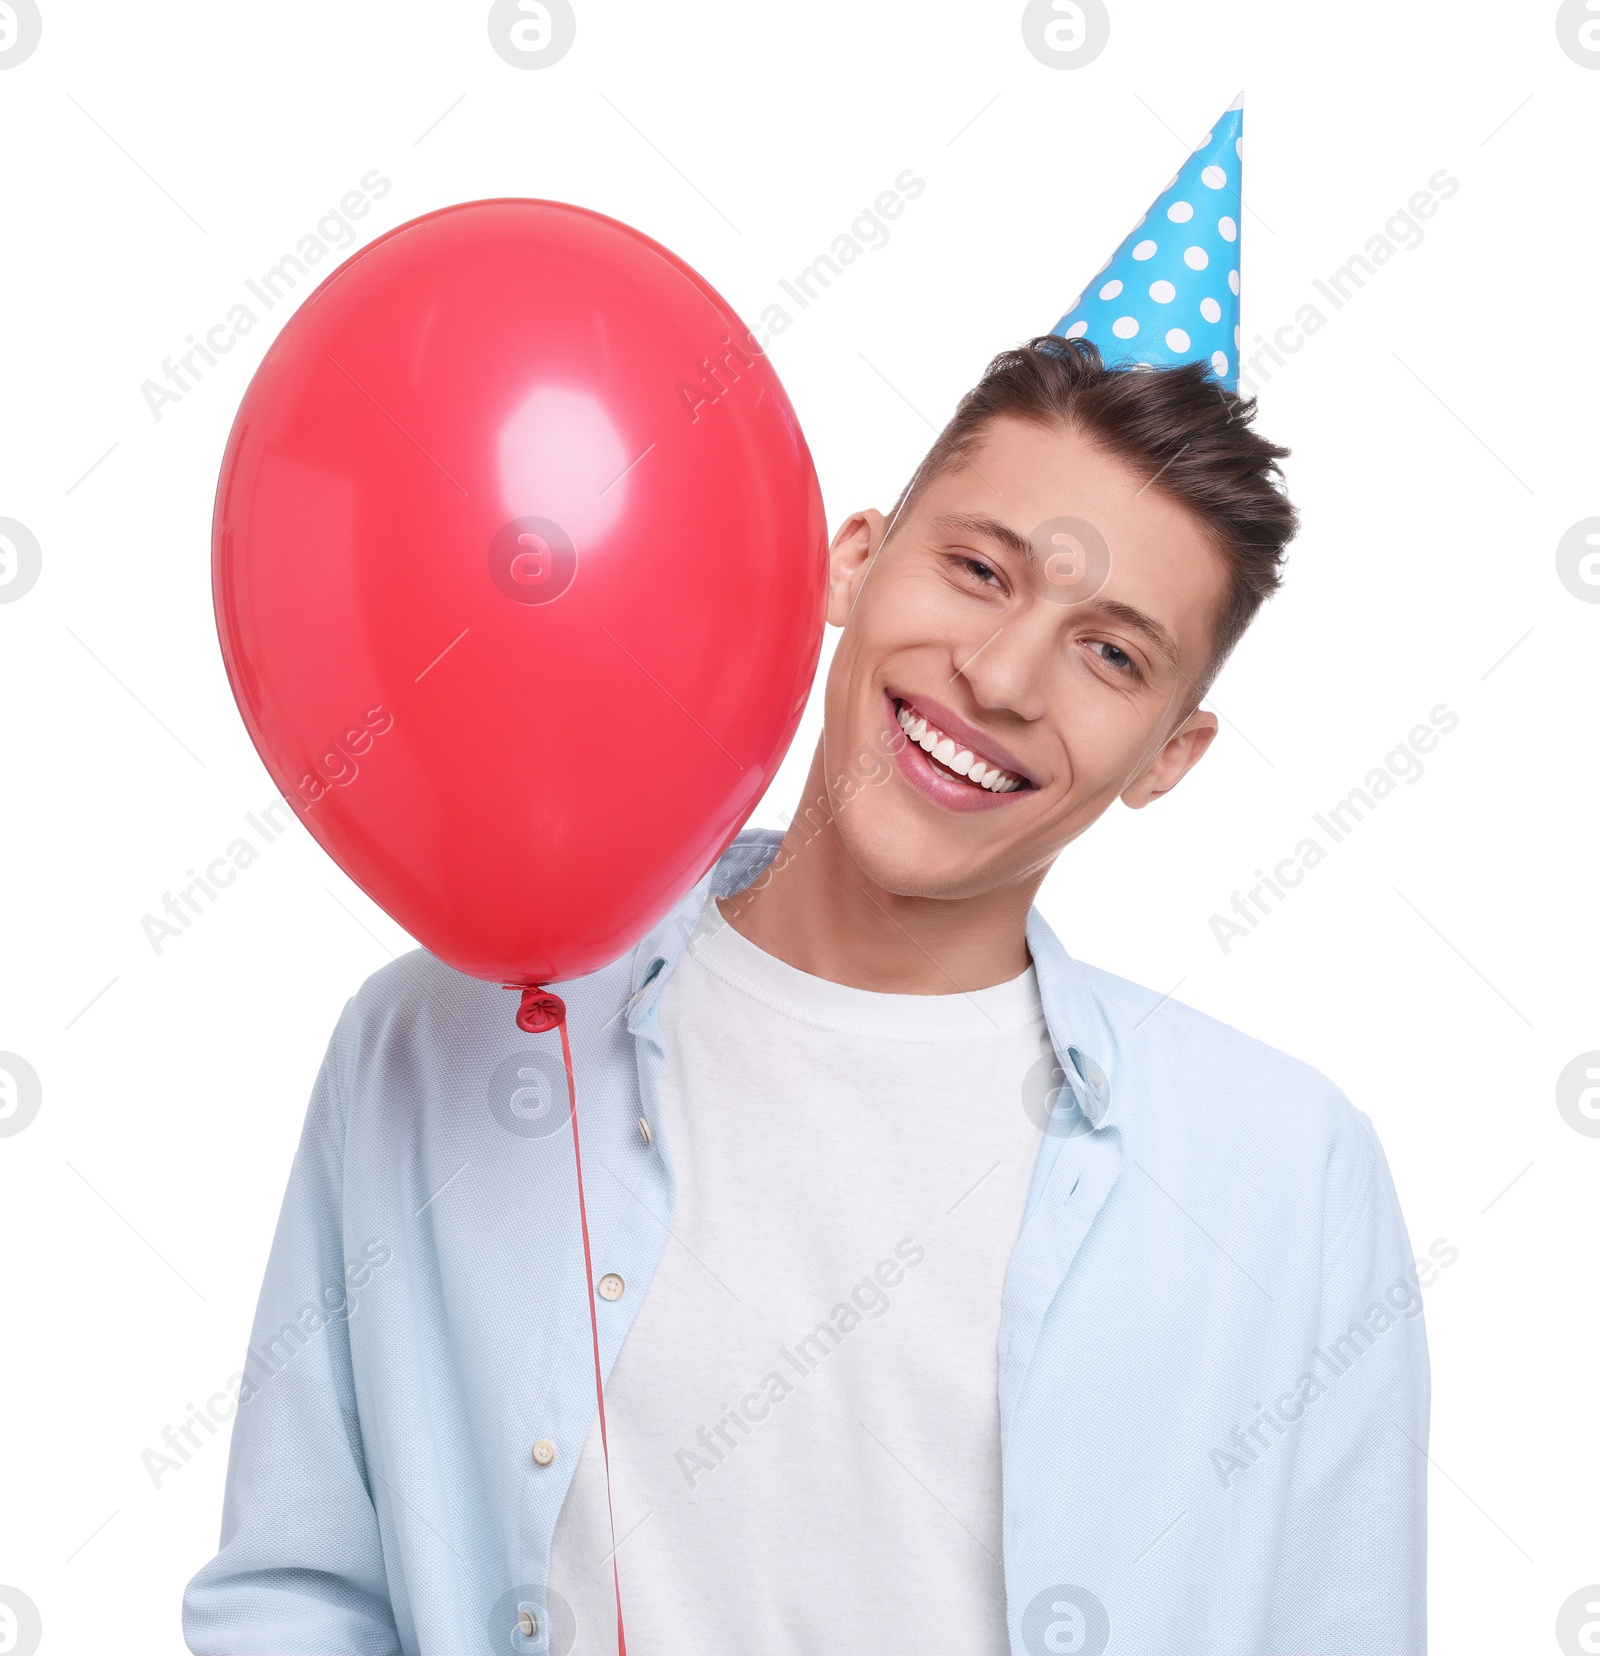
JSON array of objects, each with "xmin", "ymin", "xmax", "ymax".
[{"xmin": 548, "ymin": 890, "xmax": 1050, "ymax": 1654}]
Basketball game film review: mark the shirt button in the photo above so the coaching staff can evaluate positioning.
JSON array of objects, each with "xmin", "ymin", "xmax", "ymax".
[
  {"xmin": 637, "ymin": 1115, "xmax": 653, "ymax": 1145},
  {"xmin": 517, "ymin": 1610, "xmax": 539, "ymax": 1637},
  {"xmin": 532, "ymin": 1438, "xmax": 557, "ymax": 1466},
  {"xmin": 597, "ymin": 1273, "xmax": 625, "ymax": 1301}
]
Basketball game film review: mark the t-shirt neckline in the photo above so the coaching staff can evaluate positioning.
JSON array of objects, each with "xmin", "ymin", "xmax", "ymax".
[{"xmin": 677, "ymin": 892, "xmax": 1046, "ymax": 1042}]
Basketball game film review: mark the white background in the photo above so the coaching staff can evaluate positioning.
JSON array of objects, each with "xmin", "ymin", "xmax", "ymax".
[{"xmin": 1, "ymin": 2, "xmax": 1596, "ymax": 1651}]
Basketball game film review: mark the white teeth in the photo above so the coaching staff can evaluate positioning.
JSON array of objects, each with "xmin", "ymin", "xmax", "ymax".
[
  {"xmin": 897, "ymin": 704, "xmax": 928, "ymax": 740},
  {"xmin": 895, "ymin": 701, "xmax": 1025, "ymax": 794}
]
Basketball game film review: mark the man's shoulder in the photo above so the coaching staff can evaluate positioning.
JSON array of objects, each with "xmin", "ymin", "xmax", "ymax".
[
  {"xmin": 330, "ymin": 946, "xmax": 634, "ymax": 1073},
  {"xmin": 338, "ymin": 945, "xmax": 481, "ymax": 1036},
  {"xmin": 1085, "ymin": 957, "xmax": 1336, "ymax": 1084},
  {"xmin": 1077, "ymin": 957, "xmax": 1375, "ymax": 1170},
  {"xmin": 1075, "ymin": 960, "xmax": 1385, "ymax": 1242}
]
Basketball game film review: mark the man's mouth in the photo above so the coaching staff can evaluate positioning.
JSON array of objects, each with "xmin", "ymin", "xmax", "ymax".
[{"xmin": 892, "ymin": 698, "xmax": 1032, "ymax": 794}]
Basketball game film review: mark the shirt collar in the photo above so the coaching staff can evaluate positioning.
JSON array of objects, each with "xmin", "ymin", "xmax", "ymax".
[
  {"xmin": 1025, "ymin": 905, "xmax": 1117, "ymax": 1130},
  {"xmin": 627, "ymin": 828, "xmax": 1116, "ymax": 1130},
  {"xmin": 623, "ymin": 830, "xmax": 782, "ymax": 1022}
]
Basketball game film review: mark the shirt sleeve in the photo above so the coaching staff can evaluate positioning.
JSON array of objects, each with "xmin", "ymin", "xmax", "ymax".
[
  {"xmin": 1265, "ymin": 1106, "xmax": 1431, "ymax": 1656},
  {"xmin": 183, "ymin": 1010, "xmax": 401, "ymax": 1656}
]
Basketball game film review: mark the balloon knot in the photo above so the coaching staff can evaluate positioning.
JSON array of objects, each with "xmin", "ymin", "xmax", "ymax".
[{"xmin": 512, "ymin": 985, "xmax": 566, "ymax": 1034}]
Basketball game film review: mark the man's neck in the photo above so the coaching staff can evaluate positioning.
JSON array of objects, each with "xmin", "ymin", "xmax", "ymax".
[{"xmin": 717, "ymin": 745, "xmax": 1041, "ymax": 994}]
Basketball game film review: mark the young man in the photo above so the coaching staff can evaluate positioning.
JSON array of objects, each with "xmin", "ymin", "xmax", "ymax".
[{"xmin": 185, "ymin": 100, "xmax": 1428, "ymax": 1656}]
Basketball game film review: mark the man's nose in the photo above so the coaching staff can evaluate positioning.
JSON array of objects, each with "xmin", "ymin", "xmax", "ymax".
[{"xmin": 950, "ymin": 603, "xmax": 1056, "ymax": 722}]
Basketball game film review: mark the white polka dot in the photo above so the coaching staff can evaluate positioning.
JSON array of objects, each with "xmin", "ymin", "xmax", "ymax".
[
  {"xmin": 1064, "ymin": 319, "xmax": 1089, "ymax": 339},
  {"xmin": 1167, "ymin": 200, "xmax": 1194, "ymax": 222},
  {"xmin": 1235, "ymin": 136, "xmax": 1243, "ymax": 160},
  {"xmin": 1183, "ymin": 245, "xmax": 1209, "ymax": 270},
  {"xmin": 1149, "ymin": 279, "xmax": 1176, "ymax": 303},
  {"xmin": 1064, "ymin": 293, "xmax": 1082, "ymax": 311},
  {"xmin": 1096, "ymin": 257, "xmax": 1112, "ymax": 274},
  {"xmin": 1166, "ymin": 328, "xmax": 1191, "ymax": 352},
  {"xmin": 1165, "ymin": 171, "xmax": 1180, "ymax": 189},
  {"xmin": 1099, "ymin": 278, "xmax": 1123, "ymax": 300},
  {"xmin": 1218, "ymin": 216, "xmax": 1237, "ymax": 241},
  {"xmin": 1202, "ymin": 165, "xmax": 1228, "ymax": 189},
  {"xmin": 1212, "ymin": 350, "xmax": 1229, "ymax": 375},
  {"xmin": 1200, "ymin": 296, "xmax": 1222, "ymax": 323},
  {"xmin": 1234, "ymin": 325, "xmax": 1240, "ymax": 348},
  {"xmin": 1134, "ymin": 213, "xmax": 1147, "ymax": 228},
  {"xmin": 1112, "ymin": 315, "xmax": 1140, "ymax": 339},
  {"xmin": 1132, "ymin": 239, "xmax": 1157, "ymax": 260},
  {"xmin": 1228, "ymin": 268, "xmax": 1240, "ymax": 294},
  {"xmin": 1200, "ymin": 130, "xmax": 1213, "ymax": 146}
]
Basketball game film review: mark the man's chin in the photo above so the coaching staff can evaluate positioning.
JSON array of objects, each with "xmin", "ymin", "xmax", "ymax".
[{"xmin": 832, "ymin": 813, "xmax": 1010, "ymax": 904}]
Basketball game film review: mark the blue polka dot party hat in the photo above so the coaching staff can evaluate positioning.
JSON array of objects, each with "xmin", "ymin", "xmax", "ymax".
[{"xmin": 1051, "ymin": 92, "xmax": 1244, "ymax": 391}]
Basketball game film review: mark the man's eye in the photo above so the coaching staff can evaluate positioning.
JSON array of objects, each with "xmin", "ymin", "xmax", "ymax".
[
  {"xmin": 1089, "ymin": 639, "xmax": 1139, "ymax": 677},
  {"xmin": 959, "ymin": 557, "xmax": 1001, "ymax": 585}
]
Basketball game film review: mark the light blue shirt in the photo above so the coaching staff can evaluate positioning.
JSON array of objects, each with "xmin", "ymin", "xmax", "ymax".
[{"xmin": 183, "ymin": 829, "xmax": 1429, "ymax": 1655}]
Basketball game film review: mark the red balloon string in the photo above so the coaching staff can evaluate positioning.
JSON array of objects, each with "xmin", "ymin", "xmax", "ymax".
[{"xmin": 513, "ymin": 985, "xmax": 627, "ymax": 1655}]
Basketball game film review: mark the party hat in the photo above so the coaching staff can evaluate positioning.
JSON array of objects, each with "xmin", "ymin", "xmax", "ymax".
[{"xmin": 1051, "ymin": 93, "xmax": 1244, "ymax": 391}]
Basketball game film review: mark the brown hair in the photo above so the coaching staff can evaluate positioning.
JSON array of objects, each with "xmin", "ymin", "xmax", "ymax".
[{"xmin": 888, "ymin": 333, "xmax": 1299, "ymax": 704}]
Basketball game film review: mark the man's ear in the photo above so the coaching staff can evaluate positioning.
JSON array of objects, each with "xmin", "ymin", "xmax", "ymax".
[
  {"xmin": 1120, "ymin": 707, "xmax": 1219, "ymax": 809},
  {"xmin": 826, "ymin": 508, "xmax": 888, "ymax": 627}
]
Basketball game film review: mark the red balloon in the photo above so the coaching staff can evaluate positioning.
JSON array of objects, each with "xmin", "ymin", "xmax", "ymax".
[{"xmin": 213, "ymin": 199, "xmax": 827, "ymax": 989}]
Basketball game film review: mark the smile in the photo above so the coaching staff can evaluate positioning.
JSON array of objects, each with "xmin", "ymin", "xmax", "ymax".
[{"xmin": 894, "ymin": 698, "xmax": 1033, "ymax": 794}]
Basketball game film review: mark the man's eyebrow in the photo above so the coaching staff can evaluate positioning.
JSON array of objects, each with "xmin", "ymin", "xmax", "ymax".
[
  {"xmin": 927, "ymin": 511, "xmax": 1035, "ymax": 564},
  {"xmin": 1080, "ymin": 596, "xmax": 1183, "ymax": 671},
  {"xmin": 927, "ymin": 511, "xmax": 1184, "ymax": 671}
]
